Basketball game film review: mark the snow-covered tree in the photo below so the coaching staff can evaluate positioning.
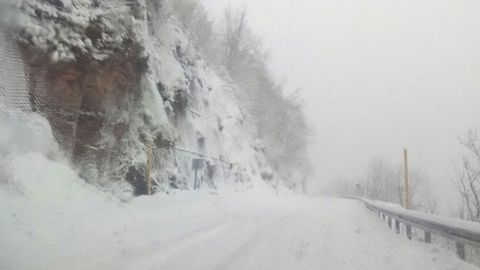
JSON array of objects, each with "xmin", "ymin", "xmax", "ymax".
[
  {"xmin": 169, "ymin": 2, "xmax": 313, "ymax": 189},
  {"xmin": 365, "ymin": 158, "xmax": 400, "ymax": 202},
  {"xmin": 364, "ymin": 157, "xmax": 436, "ymax": 213},
  {"xmin": 452, "ymin": 129, "xmax": 480, "ymax": 221}
]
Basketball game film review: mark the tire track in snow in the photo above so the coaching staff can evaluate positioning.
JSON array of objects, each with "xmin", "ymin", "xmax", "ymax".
[
  {"xmin": 110, "ymin": 218, "xmax": 228, "ymax": 270},
  {"xmin": 212, "ymin": 205, "xmax": 317, "ymax": 270}
]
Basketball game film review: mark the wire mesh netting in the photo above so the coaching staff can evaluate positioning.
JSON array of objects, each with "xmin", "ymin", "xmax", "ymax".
[
  {"xmin": 0, "ymin": 25, "xmax": 31, "ymax": 114},
  {"xmin": 0, "ymin": 25, "xmax": 81, "ymax": 156}
]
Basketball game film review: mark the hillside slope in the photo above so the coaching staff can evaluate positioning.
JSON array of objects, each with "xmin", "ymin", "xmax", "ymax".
[{"xmin": 0, "ymin": 0, "xmax": 296, "ymax": 194}]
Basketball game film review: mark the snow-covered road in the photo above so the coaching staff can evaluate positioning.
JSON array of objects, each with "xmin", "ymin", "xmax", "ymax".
[
  {"xmin": 93, "ymin": 193, "xmax": 477, "ymax": 270},
  {"xmin": 138, "ymin": 196, "xmax": 476, "ymax": 270},
  {"xmin": 1, "ymin": 186, "xmax": 477, "ymax": 270}
]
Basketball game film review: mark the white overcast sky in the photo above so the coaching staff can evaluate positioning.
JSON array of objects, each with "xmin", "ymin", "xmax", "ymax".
[{"xmin": 202, "ymin": 0, "xmax": 480, "ymax": 205}]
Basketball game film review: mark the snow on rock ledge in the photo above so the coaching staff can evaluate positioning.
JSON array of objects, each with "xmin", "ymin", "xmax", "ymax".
[{"xmin": 19, "ymin": 0, "xmax": 134, "ymax": 62}]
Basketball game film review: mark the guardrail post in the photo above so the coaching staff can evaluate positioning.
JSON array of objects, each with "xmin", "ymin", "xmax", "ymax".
[
  {"xmin": 406, "ymin": 225, "xmax": 412, "ymax": 240},
  {"xmin": 456, "ymin": 242, "xmax": 466, "ymax": 260},
  {"xmin": 395, "ymin": 220, "xmax": 400, "ymax": 233},
  {"xmin": 388, "ymin": 216, "xmax": 392, "ymax": 229},
  {"xmin": 424, "ymin": 231, "xmax": 431, "ymax": 243}
]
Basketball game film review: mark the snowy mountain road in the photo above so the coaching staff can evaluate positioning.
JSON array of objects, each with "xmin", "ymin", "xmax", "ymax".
[
  {"xmin": 2, "ymin": 190, "xmax": 477, "ymax": 270},
  {"xmin": 112, "ymin": 195, "xmax": 477, "ymax": 270}
]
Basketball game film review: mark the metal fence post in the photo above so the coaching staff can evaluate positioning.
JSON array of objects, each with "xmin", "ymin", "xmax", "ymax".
[
  {"xmin": 406, "ymin": 225, "xmax": 412, "ymax": 240},
  {"xmin": 424, "ymin": 231, "xmax": 431, "ymax": 243},
  {"xmin": 456, "ymin": 242, "xmax": 466, "ymax": 260}
]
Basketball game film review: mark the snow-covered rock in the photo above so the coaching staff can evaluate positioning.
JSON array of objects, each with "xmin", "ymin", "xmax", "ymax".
[{"xmin": 4, "ymin": 0, "xmax": 277, "ymax": 194}]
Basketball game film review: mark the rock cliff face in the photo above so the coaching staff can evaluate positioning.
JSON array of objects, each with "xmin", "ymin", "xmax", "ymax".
[{"xmin": 11, "ymin": 0, "xmax": 276, "ymax": 194}]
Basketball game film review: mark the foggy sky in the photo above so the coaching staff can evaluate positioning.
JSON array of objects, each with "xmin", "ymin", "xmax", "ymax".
[{"xmin": 202, "ymin": 0, "xmax": 480, "ymax": 208}]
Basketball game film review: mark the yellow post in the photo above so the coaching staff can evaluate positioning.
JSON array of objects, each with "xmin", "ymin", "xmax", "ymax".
[
  {"xmin": 403, "ymin": 149, "xmax": 411, "ymax": 209},
  {"xmin": 147, "ymin": 141, "xmax": 153, "ymax": 195}
]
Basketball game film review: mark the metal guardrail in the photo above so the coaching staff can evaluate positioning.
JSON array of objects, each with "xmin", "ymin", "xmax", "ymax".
[{"xmin": 354, "ymin": 197, "xmax": 480, "ymax": 261}]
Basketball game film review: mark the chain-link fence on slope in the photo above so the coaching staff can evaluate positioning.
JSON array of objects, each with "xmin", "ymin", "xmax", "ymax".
[{"xmin": 0, "ymin": 24, "xmax": 80, "ymax": 156}]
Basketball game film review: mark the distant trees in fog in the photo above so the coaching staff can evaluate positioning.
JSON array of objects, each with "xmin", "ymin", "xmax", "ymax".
[
  {"xmin": 333, "ymin": 126, "xmax": 480, "ymax": 221},
  {"xmin": 362, "ymin": 157, "xmax": 437, "ymax": 213},
  {"xmin": 452, "ymin": 129, "xmax": 480, "ymax": 222},
  {"xmin": 364, "ymin": 158, "xmax": 401, "ymax": 203},
  {"xmin": 331, "ymin": 157, "xmax": 437, "ymax": 213}
]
